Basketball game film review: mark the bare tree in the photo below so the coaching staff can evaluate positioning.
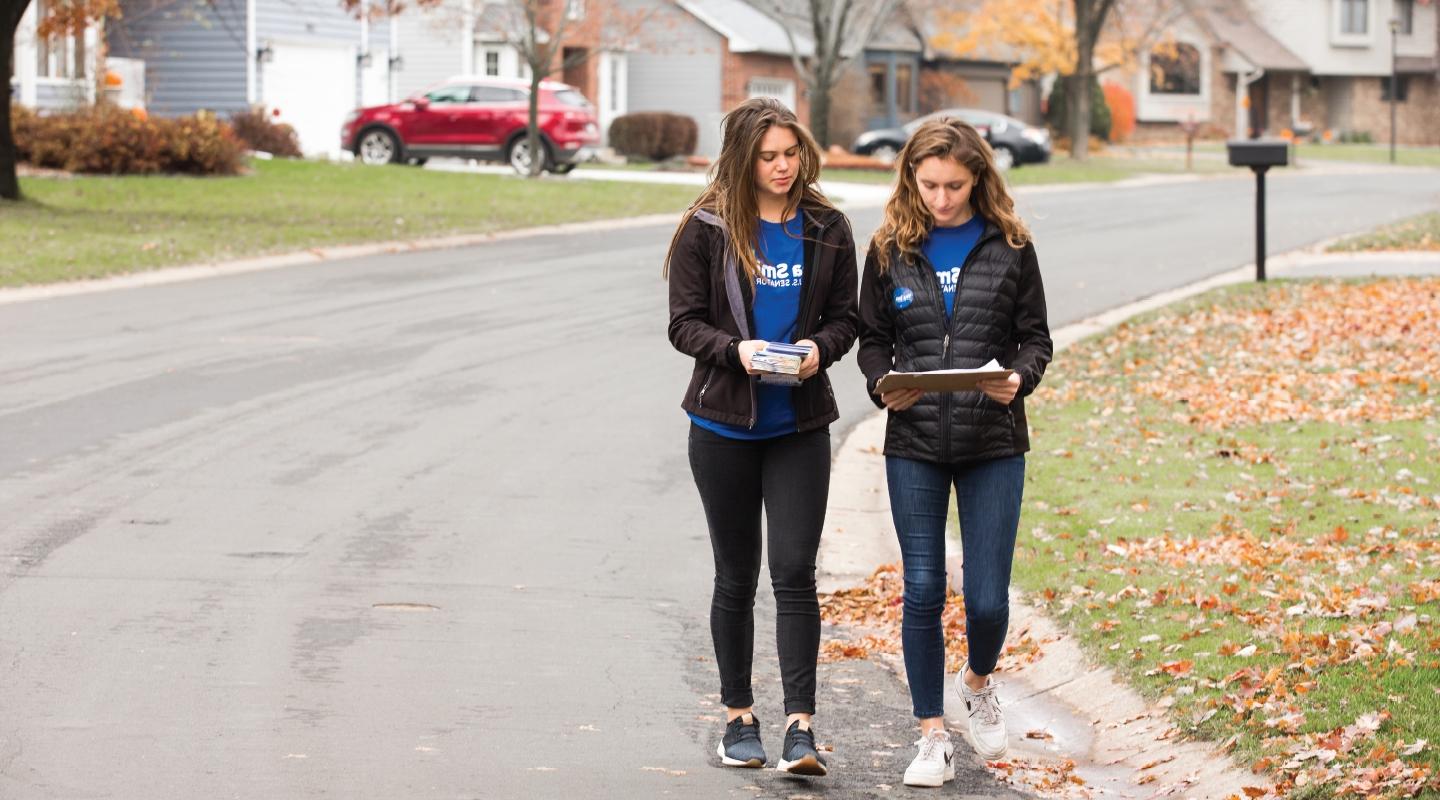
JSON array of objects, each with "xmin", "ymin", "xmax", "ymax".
[
  {"xmin": 486, "ymin": 0, "xmax": 654, "ymax": 177},
  {"xmin": 751, "ymin": 0, "xmax": 898, "ymax": 149}
]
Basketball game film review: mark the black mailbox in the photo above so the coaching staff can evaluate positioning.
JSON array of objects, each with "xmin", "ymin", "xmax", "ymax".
[
  {"xmin": 1226, "ymin": 139, "xmax": 1289, "ymax": 168},
  {"xmin": 1228, "ymin": 139, "xmax": 1290, "ymax": 281}
]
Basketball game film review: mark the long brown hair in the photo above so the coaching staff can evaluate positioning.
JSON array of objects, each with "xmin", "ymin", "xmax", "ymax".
[
  {"xmin": 871, "ymin": 117, "xmax": 1029, "ymax": 274},
  {"xmin": 663, "ymin": 98, "xmax": 837, "ymax": 283}
]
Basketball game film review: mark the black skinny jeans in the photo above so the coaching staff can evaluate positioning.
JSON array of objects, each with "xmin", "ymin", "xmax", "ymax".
[{"xmin": 688, "ymin": 423, "xmax": 830, "ymax": 716}]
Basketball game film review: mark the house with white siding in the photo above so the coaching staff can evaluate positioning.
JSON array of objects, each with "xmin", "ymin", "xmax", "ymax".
[
  {"xmin": 10, "ymin": 0, "xmax": 104, "ymax": 112},
  {"xmin": 1124, "ymin": 0, "xmax": 1439, "ymax": 144},
  {"xmin": 103, "ymin": 0, "xmax": 396, "ymax": 156}
]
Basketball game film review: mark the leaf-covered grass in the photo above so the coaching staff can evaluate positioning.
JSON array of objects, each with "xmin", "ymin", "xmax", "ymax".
[
  {"xmin": 2, "ymin": 158, "xmax": 697, "ymax": 288},
  {"xmin": 1328, "ymin": 212, "xmax": 1440, "ymax": 253},
  {"xmin": 1017, "ymin": 278, "xmax": 1440, "ymax": 798}
]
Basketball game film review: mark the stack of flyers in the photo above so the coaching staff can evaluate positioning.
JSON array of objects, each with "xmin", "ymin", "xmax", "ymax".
[{"xmin": 752, "ymin": 342, "xmax": 813, "ymax": 386}]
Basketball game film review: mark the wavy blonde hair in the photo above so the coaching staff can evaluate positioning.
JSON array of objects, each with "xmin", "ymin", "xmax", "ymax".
[
  {"xmin": 663, "ymin": 98, "xmax": 837, "ymax": 283},
  {"xmin": 871, "ymin": 117, "xmax": 1029, "ymax": 274}
]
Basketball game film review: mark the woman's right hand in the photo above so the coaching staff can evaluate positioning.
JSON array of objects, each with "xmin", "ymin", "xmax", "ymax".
[
  {"xmin": 737, "ymin": 340, "xmax": 769, "ymax": 375},
  {"xmin": 880, "ymin": 388, "xmax": 924, "ymax": 412}
]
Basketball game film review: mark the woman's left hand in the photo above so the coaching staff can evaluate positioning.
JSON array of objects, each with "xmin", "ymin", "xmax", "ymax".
[
  {"xmin": 978, "ymin": 372, "xmax": 1021, "ymax": 405},
  {"xmin": 795, "ymin": 339, "xmax": 821, "ymax": 380}
]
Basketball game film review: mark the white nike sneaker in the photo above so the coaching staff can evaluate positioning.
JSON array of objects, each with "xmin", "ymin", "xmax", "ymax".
[
  {"xmin": 903, "ymin": 728, "xmax": 954, "ymax": 787},
  {"xmin": 956, "ymin": 666, "xmax": 1008, "ymax": 760}
]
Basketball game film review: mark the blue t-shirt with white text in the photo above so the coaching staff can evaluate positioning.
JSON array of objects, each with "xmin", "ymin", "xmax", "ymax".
[
  {"xmin": 922, "ymin": 215, "xmax": 985, "ymax": 319},
  {"xmin": 690, "ymin": 211, "xmax": 806, "ymax": 440}
]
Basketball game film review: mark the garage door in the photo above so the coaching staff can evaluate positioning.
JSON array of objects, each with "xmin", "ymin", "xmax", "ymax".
[{"xmin": 262, "ymin": 41, "xmax": 357, "ymax": 158}]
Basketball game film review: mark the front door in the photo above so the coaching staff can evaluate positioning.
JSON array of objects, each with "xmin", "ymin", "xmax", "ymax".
[{"xmin": 1248, "ymin": 76, "xmax": 1270, "ymax": 138}]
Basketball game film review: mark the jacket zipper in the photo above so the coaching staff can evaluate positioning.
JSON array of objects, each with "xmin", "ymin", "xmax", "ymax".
[
  {"xmin": 697, "ymin": 365, "xmax": 715, "ymax": 408},
  {"xmin": 918, "ymin": 228, "xmax": 995, "ymax": 462}
]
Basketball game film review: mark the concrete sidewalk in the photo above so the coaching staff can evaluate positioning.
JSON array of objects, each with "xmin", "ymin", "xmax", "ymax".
[{"xmin": 815, "ymin": 249, "xmax": 1439, "ymax": 798}]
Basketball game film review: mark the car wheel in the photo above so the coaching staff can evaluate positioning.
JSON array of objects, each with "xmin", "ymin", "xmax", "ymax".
[
  {"xmin": 869, "ymin": 143, "xmax": 899, "ymax": 164},
  {"xmin": 358, "ymin": 128, "xmax": 401, "ymax": 165},
  {"xmin": 991, "ymin": 144, "xmax": 1016, "ymax": 171},
  {"xmin": 549, "ymin": 162, "xmax": 576, "ymax": 175},
  {"xmin": 507, "ymin": 137, "xmax": 551, "ymax": 175}
]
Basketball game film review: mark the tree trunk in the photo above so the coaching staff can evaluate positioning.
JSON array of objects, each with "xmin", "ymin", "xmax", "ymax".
[
  {"xmin": 809, "ymin": 65, "xmax": 833, "ymax": 150},
  {"xmin": 1069, "ymin": 0, "xmax": 1094, "ymax": 161},
  {"xmin": 526, "ymin": 66, "xmax": 544, "ymax": 177},
  {"xmin": 1, "ymin": 1, "xmax": 31, "ymax": 201}
]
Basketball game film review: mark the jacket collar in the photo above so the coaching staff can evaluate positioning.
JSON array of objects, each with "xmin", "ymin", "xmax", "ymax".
[{"xmin": 693, "ymin": 203, "xmax": 841, "ymax": 234}]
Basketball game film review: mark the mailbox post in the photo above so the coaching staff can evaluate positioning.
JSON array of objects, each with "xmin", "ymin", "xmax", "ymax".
[{"xmin": 1227, "ymin": 140, "xmax": 1289, "ymax": 281}]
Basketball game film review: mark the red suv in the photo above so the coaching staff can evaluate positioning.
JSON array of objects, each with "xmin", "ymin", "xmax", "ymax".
[{"xmin": 342, "ymin": 76, "xmax": 601, "ymax": 174}]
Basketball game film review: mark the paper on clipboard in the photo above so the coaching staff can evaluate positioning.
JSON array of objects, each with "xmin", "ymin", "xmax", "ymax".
[{"xmin": 873, "ymin": 359, "xmax": 1013, "ymax": 394}]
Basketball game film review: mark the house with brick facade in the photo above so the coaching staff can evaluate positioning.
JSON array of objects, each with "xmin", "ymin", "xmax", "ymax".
[{"xmin": 1123, "ymin": 0, "xmax": 1439, "ymax": 145}]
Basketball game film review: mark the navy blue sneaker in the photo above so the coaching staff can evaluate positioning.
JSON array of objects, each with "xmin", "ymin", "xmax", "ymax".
[
  {"xmin": 777, "ymin": 720, "xmax": 827, "ymax": 776},
  {"xmin": 716, "ymin": 712, "xmax": 766, "ymax": 768}
]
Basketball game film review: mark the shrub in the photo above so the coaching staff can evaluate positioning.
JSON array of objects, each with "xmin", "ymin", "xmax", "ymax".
[
  {"xmin": 229, "ymin": 106, "xmax": 302, "ymax": 157},
  {"xmin": 1046, "ymin": 75, "xmax": 1111, "ymax": 141},
  {"xmin": 609, "ymin": 112, "xmax": 698, "ymax": 161},
  {"xmin": 1102, "ymin": 81, "xmax": 1136, "ymax": 142},
  {"xmin": 12, "ymin": 103, "xmax": 244, "ymax": 175}
]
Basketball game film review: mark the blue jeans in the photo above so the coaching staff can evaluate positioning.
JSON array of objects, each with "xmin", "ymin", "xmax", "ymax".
[{"xmin": 885, "ymin": 454, "xmax": 1025, "ymax": 719}]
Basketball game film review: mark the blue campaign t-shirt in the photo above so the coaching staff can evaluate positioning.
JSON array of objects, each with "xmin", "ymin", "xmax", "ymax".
[
  {"xmin": 690, "ymin": 211, "xmax": 805, "ymax": 440},
  {"xmin": 922, "ymin": 215, "xmax": 985, "ymax": 319}
]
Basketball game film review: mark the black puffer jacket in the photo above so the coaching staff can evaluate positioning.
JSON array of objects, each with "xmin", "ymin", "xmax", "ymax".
[
  {"xmin": 668, "ymin": 204, "xmax": 859, "ymax": 432},
  {"xmin": 857, "ymin": 222, "xmax": 1052, "ymax": 464}
]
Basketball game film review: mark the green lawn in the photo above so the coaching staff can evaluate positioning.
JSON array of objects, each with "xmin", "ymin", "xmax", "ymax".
[
  {"xmin": 1, "ymin": 159, "xmax": 697, "ymax": 288},
  {"xmin": 1328, "ymin": 211, "xmax": 1440, "ymax": 252},
  {"xmin": 1014, "ymin": 279, "xmax": 1440, "ymax": 798}
]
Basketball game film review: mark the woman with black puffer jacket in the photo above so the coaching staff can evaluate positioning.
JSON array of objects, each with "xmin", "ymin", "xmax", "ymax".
[{"xmin": 856, "ymin": 117, "xmax": 1051, "ymax": 788}]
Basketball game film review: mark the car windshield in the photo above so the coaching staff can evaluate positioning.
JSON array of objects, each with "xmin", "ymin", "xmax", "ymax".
[{"xmin": 554, "ymin": 89, "xmax": 591, "ymax": 108}]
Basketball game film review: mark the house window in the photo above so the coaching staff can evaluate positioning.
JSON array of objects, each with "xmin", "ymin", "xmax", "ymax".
[
  {"xmin": 748, "ymin": 77, "xmax": 796, "ymax": 111},
  {"xmin": 1395, "ymin": 0, "xmax": 1414, "ymax": 34},
  {"xmin": 565, "ymin": 0, "xmax": 583, "ymax": 20},
  {"xmin": 34, "ymin": 0, "xmax": 87, "ymax": 80},
  {"xmin": 895, "ymin": 63, "xmax": 913, "ymax": 114},
  {"xmin": 484, "ymin": 50, "xmax": 500, "ymax": 76},
  {"xmin": 1340, "ymin": 0, "xmax": 1368, "ymax": 34},
  {"xmin": 1149, "ymin": 42, "xmax": 1201, "ymax": 95},
  {"xmin": 1381, "ymin": 75, "xmax": 1408, "ymax": 102},
  {"xmin": 868, "ymin": 63, "xmax": 886, "ymax": 107}
]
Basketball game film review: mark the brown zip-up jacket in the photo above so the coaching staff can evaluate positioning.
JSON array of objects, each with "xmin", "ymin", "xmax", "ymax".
[{"xmin": 667, "ymin": 204, "xmax": 859, "ymax": 432}]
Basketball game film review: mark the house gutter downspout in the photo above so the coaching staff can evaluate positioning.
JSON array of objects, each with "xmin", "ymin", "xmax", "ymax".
[{"xmin": 245, "ymin": 0, "xmax": 257, "ymax": 105}]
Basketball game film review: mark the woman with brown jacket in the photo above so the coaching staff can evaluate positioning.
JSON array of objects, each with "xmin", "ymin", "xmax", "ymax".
[{"xmin": 666, "ymin": 98, "xmax": 858, "ymax": 776}]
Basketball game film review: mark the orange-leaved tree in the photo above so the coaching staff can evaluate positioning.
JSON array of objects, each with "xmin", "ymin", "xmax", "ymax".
[{"xmin": 932, "ymin": 0, "xmax": 1186, "ymax": 160}]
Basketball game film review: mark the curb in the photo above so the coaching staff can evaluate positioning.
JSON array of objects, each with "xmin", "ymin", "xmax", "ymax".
[
  {"xmin": 811, "ymin": 251, "xmax": 1408, "ymax": 796},
  {"xmin": 0, "ymin": 213, "xmax": 682, "ymax": 307}
]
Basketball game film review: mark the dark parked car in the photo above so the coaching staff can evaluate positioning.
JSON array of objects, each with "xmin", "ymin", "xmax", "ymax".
[
  {"xmin": 852, "ymin": 109, "xmax": 1052, "ymax": 170},
  {"xmin": 342, "ymin": 76, "xmax": 600, "ymax": 174}
]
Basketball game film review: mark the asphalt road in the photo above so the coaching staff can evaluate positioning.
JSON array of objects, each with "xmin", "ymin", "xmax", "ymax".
[{"xmin": 1, "ymin": 167, "xmax": 1436, "ymax": 799}]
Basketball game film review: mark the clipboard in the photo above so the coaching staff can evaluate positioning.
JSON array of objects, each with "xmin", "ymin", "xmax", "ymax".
[{"xmin": 873, "ymin": 361, "xmax": 1012, "ymax": 394}]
